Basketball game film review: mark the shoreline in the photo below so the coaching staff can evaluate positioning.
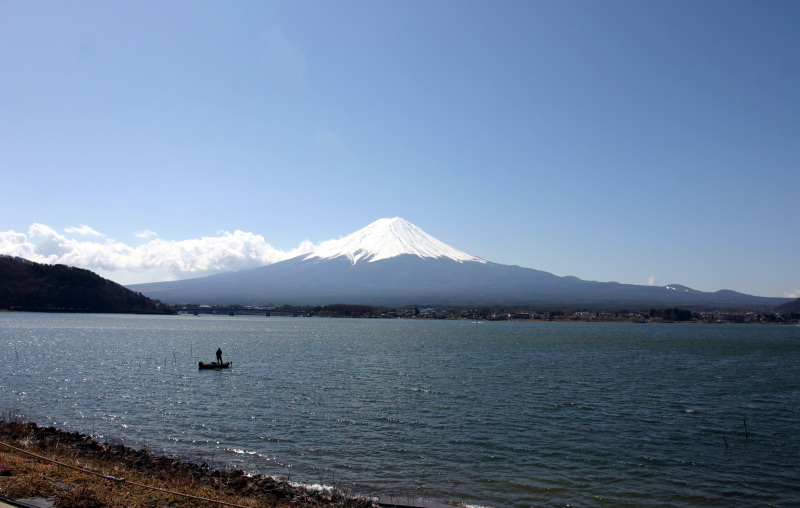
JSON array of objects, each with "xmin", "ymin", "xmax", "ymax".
[
  {"xmin": 5, "ymin": 308, "xmax": 797, "ymax": 325},
  {"xmin": 0, "ymin": 420, "xmax": 390, "ymax": 507}
]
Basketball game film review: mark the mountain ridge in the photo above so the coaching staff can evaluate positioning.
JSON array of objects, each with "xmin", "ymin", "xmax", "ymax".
[{"xmin": 127, "ymin": 218, "xmax": 790, "ymax": 309}]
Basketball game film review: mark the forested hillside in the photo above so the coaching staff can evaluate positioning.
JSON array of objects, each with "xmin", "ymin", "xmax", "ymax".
[
  {"xmin": 777, "ymin": 297, "xmax": 800, "ymax": 313},
  {"xmin": 0, "ymin": 255, "xmax": 174, "ymax": 314}
]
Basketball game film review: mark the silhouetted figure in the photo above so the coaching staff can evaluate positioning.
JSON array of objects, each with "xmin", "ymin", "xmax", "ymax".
[{"xmin": 216, "ymin": 348, "xmax": 223, "ymax": 364}]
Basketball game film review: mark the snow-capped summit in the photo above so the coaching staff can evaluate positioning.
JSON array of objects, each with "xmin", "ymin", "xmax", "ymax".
[
  {"xmin": 128, "ymin": 217, "xmax": 789, "ymax": 308},
  {"xmin": 306, "ymin": 217, "xmax": 486, "ymax": 264}
]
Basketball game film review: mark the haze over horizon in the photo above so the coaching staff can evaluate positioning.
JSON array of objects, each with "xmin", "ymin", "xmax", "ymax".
[{"xmin": 2, "ymin": 1, "xmax": 798, "ymax": 298}]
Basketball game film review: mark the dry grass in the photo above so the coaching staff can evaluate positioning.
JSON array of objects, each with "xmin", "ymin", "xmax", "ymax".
[
  {"xmin": 1, "ymin": 448, "xmax": 262, "ymax": 507},
  {"xmin": 0, "ymin": 421, "xmax": 376, "ymax": 508}
]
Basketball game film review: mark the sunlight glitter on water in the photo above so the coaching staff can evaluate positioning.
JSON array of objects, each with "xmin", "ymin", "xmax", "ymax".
[{"xmin": 2, "ymin": 313, "xmax": 799, "ymax": 507}]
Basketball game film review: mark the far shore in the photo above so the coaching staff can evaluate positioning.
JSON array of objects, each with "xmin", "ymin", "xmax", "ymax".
[{"xmin": 4, "ymin": 307, "xmax": 798, "ymax": 325}]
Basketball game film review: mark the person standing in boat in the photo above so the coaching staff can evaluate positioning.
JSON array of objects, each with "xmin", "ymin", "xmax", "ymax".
[{"xmin": 216, "ymin": 348, "xmax": 223, "ymax": 364}]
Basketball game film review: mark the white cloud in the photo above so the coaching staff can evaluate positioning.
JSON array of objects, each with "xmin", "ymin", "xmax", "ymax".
[
  {"xmin": 0, "ymin": 229, "xmax": 35, "ymax": 260},
  {"xmin": 135, "ymin": 229, "xmax": 158, "ymax": 239},
  {"xmin": 64, "ymin": 224, "xmax": 105, "ymax": 237},
  {"xmin": 0, "ymin": 224, "xmax": 316, "ymax": 285},
  {"xmin": 786, "ymin": 290, "xmax": 800, "ymax": 299},
  {"xmin": 647, "ymin": 276, "xmax": 657, "ymax": 286}
]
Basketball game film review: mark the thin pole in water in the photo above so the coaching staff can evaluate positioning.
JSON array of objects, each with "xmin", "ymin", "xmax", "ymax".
[
  {"xmin": 15, "ymin": 346, "xmax": 19, "ymax": 361},
  {"xmin": 722, "ymin": 436, "xmax": 729, "ymax": 448},
  {"xmin": 743, "ymin": 419, "xmax": 748, "ymax": 440}
]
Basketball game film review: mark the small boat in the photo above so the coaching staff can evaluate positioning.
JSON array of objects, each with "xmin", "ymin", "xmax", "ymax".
[{"xmin": 198, "ymin": 361, "xmax": 231, "ymax": 370}]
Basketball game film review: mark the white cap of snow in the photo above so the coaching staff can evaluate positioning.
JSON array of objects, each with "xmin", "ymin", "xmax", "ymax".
[{"xmin": 305, "ymin": 217, "xmax": 485, "ymax": 265}]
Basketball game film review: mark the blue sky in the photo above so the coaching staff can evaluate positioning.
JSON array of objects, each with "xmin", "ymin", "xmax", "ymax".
[{"xmin": 1, "ymin": 0, "xmax": 798, "ymax": 298}]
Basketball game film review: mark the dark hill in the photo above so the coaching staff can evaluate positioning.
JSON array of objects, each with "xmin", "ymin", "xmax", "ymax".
[
  {"xmin": 0, "ymin": 255, "xmax": 174, "ymax": 314},
  {"xmin": 777, "ymin": 297, "xmax": 800, "ymax": 313}
]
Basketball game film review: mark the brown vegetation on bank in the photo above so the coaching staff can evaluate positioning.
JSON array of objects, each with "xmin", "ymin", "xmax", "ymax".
[{"xmin": 0, "ymin": 421, "xmax": 375, "ymax": 508}]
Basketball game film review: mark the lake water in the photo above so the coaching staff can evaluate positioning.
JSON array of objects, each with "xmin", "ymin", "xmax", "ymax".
[{"xmin": 1, "ymin": 313, "xmax": 799, "ymax": 507}]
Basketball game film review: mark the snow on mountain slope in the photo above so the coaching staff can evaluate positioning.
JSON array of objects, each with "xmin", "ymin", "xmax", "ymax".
[{"xmin": 306, "ymin": 217, "xmax": 486, "ymax": 264}]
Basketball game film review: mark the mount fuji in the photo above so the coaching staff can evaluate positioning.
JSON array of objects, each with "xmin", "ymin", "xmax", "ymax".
[
  {"xmin": 307, "ymin": 217, "xmax": 484, "ymax": 264},
  {"xmin": 129, "ymin": 218, "xmax": 788, "ymax": 309}
]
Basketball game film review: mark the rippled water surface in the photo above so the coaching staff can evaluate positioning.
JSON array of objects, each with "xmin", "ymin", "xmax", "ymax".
[{"xmin": 2, "ymin": 313, "xmax": 799, "ymax": 507}]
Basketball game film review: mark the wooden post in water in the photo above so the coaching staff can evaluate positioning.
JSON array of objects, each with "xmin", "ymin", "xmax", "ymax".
[
  {"xmin": 744, "ymin": 419, "xmax": 748, "ymax": 440},
  {"xmin": 722, "ymin": 436, "xmax": 729, "ymax": 448}
]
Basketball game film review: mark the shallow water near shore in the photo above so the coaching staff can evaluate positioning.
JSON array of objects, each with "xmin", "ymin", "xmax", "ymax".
[{"xmin": 2, "ymin": 313, "xmax": 799, "ymax": 507}]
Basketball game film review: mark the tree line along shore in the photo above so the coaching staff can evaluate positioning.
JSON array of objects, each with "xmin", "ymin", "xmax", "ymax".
[{"xmin": 171, "ymin": 303, "xmax": 800, "ymax": 324}]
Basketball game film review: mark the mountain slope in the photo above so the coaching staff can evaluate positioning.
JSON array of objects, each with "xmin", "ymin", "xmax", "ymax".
[
  {"xmin": 0, "ymin": 255, "xmax": 174, "ymax": 313},
  {"xmin": 128, "ymin": 218, "xmax": 790, "ymax": 309},
  {"xmin": 131, "ymin": 254, "xmax": 786, "ymax": 308},
  {"xmin": 777, "ymin": 297, "xmax": 800, "ymax": 313}
]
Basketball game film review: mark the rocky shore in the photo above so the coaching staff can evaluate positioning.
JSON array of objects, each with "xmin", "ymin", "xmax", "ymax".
[{"xmin": 0, "ymin": 420, "xmax": 377, "ymax": 507}]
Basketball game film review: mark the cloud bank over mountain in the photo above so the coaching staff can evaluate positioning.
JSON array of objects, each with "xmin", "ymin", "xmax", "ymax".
[{"xmin": 0, "ymin": 223, "xmax": 313, "ymax": 284}]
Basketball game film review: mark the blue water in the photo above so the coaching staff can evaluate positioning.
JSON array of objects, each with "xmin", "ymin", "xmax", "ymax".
[{"xmin": 1, "ymin": 313, "xmax": 799, "ymax": 507}]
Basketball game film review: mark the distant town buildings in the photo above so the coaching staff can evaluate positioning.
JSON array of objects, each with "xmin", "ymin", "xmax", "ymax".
[{"xmin": 169, "ymin": 303, "xmax": 799, "ymax": 323}]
